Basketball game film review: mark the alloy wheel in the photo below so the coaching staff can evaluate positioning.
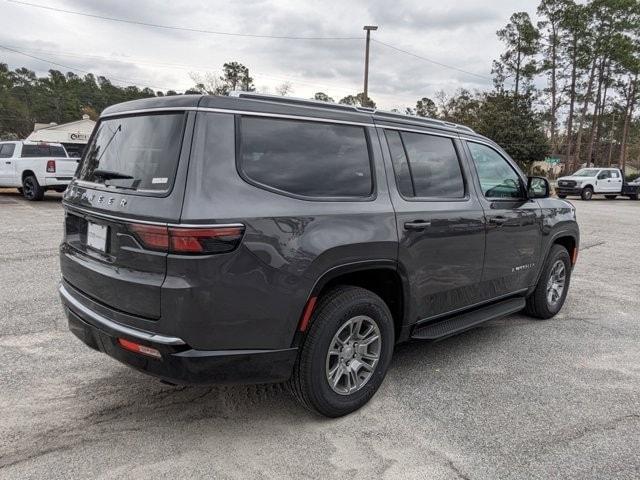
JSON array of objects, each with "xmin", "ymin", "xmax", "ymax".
[
  {"xmin": 325, "ymin": 315, "xmax": 381, "ymax": 395},
  {"xmin": 23, "ymin": 178, "xmax": 35, "ymax": 199},
  {"xmin": 546, "ymin": 260, "xmax": 566, "ymax": 307}
]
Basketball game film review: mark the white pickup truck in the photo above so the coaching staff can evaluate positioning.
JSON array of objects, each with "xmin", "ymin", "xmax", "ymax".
[
  {"xmin": 0, "ymin": 141, "xmax": 78, "ymax": 200},
  {"xmin": 556, "ymin": 167, "xmax": 640, "ymax": 201}
]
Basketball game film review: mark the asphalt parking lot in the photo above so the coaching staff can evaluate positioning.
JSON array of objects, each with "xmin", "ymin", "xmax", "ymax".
[{"xmin": 0, "ymin": 188, "xmax": 639, "ymax": 479}]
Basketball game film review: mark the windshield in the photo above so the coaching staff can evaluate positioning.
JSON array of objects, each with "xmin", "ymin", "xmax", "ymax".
[
  {"xmin": 76, "ymin": 113, "xmax": 186, "ymax": 193},
  {"xmin": 572, "ymin": 168, "xmax": 600, "ymax": 177}
]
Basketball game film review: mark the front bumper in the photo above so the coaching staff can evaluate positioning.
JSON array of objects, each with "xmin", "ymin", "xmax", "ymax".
[
  {"xmin": 556, "ymin": 186, "xmax": 583, "ymax": 196},
  {"xmin": 59, "ymin": 283, "xmax": 298, "ymax": 385}
]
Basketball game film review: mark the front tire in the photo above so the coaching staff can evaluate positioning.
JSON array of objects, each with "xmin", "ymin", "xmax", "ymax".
[
  {"xmin": 581, "ymin": 186, "xmax": 593, "ymax": 200},
  {"xmin": 525, "ymin": 245, "xmax": 572, "ymax": 319},
  {"xmin": 22, "ymin": 175, "xmax": 44, "ymax": 201},
  {"xmin": 289, "ymin": 286, "xmax": 395, "ymax": 417}
]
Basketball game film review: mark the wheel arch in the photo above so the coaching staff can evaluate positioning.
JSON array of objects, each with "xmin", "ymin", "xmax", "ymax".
[
  {"xmin": 532, "ymin": 230, "xmax": 579, "ymax": 291},
  {"xmin": 293, "ymin": 260, "xmax": 408, "ymax": 346},
  {"xmin": 21, "ymin": 169, "xmax": 36, "ymax": 182}
]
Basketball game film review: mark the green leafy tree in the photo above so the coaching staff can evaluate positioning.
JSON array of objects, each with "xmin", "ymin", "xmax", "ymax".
[
  {"xmin": 339, "ymin": 92, "xmax": 376, "ymax": 108},
  {"xmin": 537, "ymin": 0, "xmax": 572, "ymax": 151},
  {"xmin": 218, "ymin": 62, "xmax": 255, "ymax": 94},
  {"xmin": 415, "ymin": 97, "xmax": 438, "ymax": 117},
  {"xmin": 493, "ymin": 12, "xmax": 540, "ymax": 98},
  {"xmin": 313, "ymin": 92, "xmax": 334, "ymax": 102}
]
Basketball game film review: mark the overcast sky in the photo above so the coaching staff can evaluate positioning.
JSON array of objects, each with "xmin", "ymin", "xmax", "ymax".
[{"xmin": 1, "ymin": 0, "xmax": 543, "ymax": 110}]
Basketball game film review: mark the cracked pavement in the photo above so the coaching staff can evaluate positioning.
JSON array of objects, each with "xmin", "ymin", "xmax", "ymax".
[{"xmin": 0, "ymin": 188, "xmax": 639, "ymax": 479}]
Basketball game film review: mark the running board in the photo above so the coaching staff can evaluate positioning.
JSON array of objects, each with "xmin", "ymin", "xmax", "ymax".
[{"xmin": 410, "ymin": 297, "xmax": 526, "ymax": 341}]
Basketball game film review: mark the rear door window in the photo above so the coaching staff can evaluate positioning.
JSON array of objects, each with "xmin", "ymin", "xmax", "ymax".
[
  {"xmin": 238, "ymin": 116, "xmax": 373, "ymax": 199},
  {"xmin": 0, "ymin": 144, "xmax": 15, "ymax": 158},
  {"xmin": 386, "ymin": 130, "xmax": 465, "ymax": 199},
  {"xmin": 21, "ymin": 144, "xmax": 67, "ymax": 157},
  {"xmin": 76, "ymin": 113, "xmax": 186, "ymax": 194}
]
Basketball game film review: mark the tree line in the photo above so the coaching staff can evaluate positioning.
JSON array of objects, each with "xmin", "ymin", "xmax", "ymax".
[{"xmin": 1, "ymin": 0, "xmax": 639, "ymax": 174}]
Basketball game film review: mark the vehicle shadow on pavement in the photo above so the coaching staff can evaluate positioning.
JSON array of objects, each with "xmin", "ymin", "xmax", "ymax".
[{"xmin": 72, "ymin": 317, "xmax": 515, "ymax": 425}]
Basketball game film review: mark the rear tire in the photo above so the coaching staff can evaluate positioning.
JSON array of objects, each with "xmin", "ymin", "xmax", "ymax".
[
  {"xmin": 525, "ymin": 245, "xmax": 572, "ymax": 319},
  {"xmin": 605, "ymin": 195, "xmax": 617, "ymax": 200},
  {"xmin": 581, "ymin": 186, "xmax": 593, "ymax": 201},
  {"xmin": 22, "ymin": 175, "xmax": 44, "ymax": 201},
  {"xmin": 630, "ymin": 194, "xmax": 638, "ymax": 200},
  {"xmin": 288, "ymin": 286, "xmax": 395, "ymax": 417}
]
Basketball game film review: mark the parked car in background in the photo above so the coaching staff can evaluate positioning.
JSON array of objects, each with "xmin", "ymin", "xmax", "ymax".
[
  {"xmin": 0, "ymin": 141, "xmax": 78, "ymax": 200},
  {"xmin": 556, "ymin": 167, "xmax": 639, "ymax": 200},
  {"xmin": 59, "ymin": 93, "xmax": 579, "ymax": 417}
]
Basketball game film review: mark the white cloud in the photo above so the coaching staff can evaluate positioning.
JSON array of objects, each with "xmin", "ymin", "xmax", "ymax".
[{"xmin": 0, "ymin": 0, "xmax": 541, "ymax": 109}]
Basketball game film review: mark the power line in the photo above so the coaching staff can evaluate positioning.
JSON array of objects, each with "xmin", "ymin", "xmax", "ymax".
[
  {"xmin": 6, "ymin": 0, "xmax": 362, "ymax": 41},
  {"xmin": 0, "ymin": 44, "xmax": 171, "ymax": 91},
  {"xmin": 372, "ymin": 39, "xmax": 495, "ymax": 83}
]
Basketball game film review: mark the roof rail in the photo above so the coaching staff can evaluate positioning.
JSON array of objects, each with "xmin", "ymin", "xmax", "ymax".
[
  {"xmin": 229, "ymin": 91, "xmax": 365, "ymax": 113},
  {"xmin": 228, "ymin": 91, "xmax": 475, "ymax": 134},
  {"xmin": 373, "ymin": 109, "xmax": 475, "ymax": 134}
]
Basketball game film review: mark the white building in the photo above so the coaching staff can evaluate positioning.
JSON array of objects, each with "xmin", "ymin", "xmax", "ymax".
[{"xmin": 27, "ymin": 115, "xmax": 96, "ymax": 157}]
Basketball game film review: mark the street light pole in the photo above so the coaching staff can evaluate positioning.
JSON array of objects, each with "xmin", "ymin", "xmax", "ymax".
[{"xmin": 363, "ymin": 25, "xmax": 378, "ymax": 107}]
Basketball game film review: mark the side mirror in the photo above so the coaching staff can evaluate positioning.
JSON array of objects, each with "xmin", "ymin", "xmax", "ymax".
[{"xmin": 527, "ymin": 176, "xmax": 550, "ymax": 199}]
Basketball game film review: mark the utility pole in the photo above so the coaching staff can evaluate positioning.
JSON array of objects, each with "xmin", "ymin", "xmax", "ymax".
[{"xmin": 363, "ymin": 25, "xmax": 378, "ymax": 107}]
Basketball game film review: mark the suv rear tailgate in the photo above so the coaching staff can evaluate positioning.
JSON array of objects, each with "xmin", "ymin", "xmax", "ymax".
[
  {"xmin": 61, "ymin": 206, "xmax": 168, "ymax": 318},
  {"xmin": 60, "ymin": 110, "xmax": 194, "ymax": 320}
]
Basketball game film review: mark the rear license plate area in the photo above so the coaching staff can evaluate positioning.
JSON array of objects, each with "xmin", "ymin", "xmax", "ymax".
[{"xmin": 86, "ymin": 221, "xmax": 108, "ymax": 253}]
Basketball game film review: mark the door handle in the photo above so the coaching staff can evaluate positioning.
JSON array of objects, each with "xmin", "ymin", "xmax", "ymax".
[
  {"xmin": 489, "ymin": 216, "xmax": 508, "ymax": 226},
  {"xmin": 404, "ymin": 220, "xmax": 431, "ymax": 230},
  {"xmin": 4, "ymin": 161, "xmax": 11, "ymax": 164}
]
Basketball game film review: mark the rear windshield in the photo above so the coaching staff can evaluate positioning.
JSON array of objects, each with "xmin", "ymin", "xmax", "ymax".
[
  {"xmin": 21, "ymin": 144, "xmax": 67, "ymax": 157},
  {"xmin": 76, "ymin": 113, "xmax": 186, "ymax": 193}
]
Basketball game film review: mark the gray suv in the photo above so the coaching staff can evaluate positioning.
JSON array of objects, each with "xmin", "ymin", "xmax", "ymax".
[{"xmin": 59, "ymin": 93, "xmax": 579, "ymax": 417}]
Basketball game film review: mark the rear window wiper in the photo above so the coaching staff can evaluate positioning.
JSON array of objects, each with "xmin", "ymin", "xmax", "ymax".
[{"xmin": 92, "ymin": 169, "xmax": 134, "ymax": 180}]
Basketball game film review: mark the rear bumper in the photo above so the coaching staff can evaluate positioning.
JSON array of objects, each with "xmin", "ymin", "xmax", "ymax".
[
  {"xmin": 59, "ymin": 283, "xmax": 298, "ymax": 384},
  {"xmin": 44, "ymin": 177, "xmax": 72, "ymax": 187}
]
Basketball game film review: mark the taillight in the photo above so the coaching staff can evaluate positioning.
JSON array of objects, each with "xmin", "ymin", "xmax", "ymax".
[
  {"xmin": 46, "ymin": 160, "xmax": 56, "ymax": 173},
  {"xmin": 128, "ymin": 224, "xmax": 169, "ymax": 250},
  {"xmin": 128, "ymin": 223, "xmax": 244, "ymax": 254}
]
